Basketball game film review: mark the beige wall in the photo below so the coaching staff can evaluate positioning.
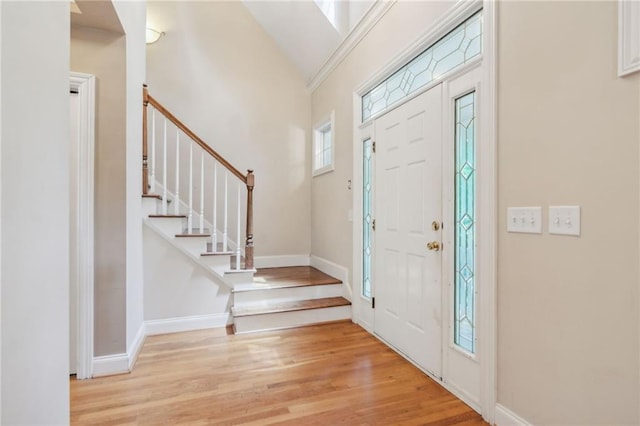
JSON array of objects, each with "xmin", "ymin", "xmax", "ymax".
[
  {"xmin": 146, "ymin": 1, "xmax": 311, "ymax": 257},
  {"xmin": 71, "ymin": 26, "xmax": 128, "ymax": 356},
  {"xmin": 498, "ymin": 1, "xmax": 639, "ymax": 423},
  {"xmin": 112, "ymin": 0, "xmax": 147, "ymax": 359},
  {"xmin": 311, "ymin": 0, "xmax": 454, "ymax": 276},
  {"xmin": 312, "ymin": 0, "xmax": 640, "ymax": 423}
]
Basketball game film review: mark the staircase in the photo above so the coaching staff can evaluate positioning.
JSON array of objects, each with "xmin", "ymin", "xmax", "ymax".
[
  {"xmin": 142, "ymin": 195, "xmax": 351, "ymax": 333},
  {"xmin": 232, "ymin": 266, "xmax": 351, "ymax": 334},
  {"xmin": 141, "ymin": 85, "xmax": 351, "ymax": 334}
]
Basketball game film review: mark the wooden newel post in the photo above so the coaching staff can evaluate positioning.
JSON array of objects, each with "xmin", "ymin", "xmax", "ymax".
[
  {"xmin": 244, "ymin": 170, "xmax": 255, "ymax": 270},
  {"xmin": 142, "ymin": 84, "xmax": 149, "ymax": 195}
]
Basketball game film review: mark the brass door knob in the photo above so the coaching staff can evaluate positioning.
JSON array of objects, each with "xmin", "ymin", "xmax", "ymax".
[{"xmin": 426, "ymin": 241, "xmax": 440, "ymax": 251}]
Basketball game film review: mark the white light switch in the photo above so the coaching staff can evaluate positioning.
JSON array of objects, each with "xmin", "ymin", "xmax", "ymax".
[
  {"xmin": 507, "ymin": 207, "xmax": 542, "ymax": 234},
  {"xmin": 549, "ymin": 205, "xmax": 580, "ymax": 236}
]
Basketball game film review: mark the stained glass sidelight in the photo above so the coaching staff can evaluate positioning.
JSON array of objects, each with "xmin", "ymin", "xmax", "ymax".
[
  {"xmin": 362, "ymin": 10, "xmax": 482, "ymax": 122},
  {"xmin": 454, "ymin": 92, "xmax": 476, "ymax": 353},
  {"xmin": 363, "ymin": 139, "xmax": 373, "ymax": 299}
]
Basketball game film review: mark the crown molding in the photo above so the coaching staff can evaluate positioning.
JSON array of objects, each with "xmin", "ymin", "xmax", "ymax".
[{"xmin": 307, "ymin": 0, "xmax": 396, "ymax": 92}]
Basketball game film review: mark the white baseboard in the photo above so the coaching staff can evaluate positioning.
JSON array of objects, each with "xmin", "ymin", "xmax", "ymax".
[
  {"xmin": 145, "ymin": 313, "xmax": 230, "ymax": 336},
  {"xmin": 254, "ymin": 255, "xmax": 310, "ymax": 268},
  {"xmin": 127, "ymin": 323, "xmax": 146, "ymax": 371},
  {"xmin": 495, "ymin": 404, "xmax": 532, "ymax": 426},
  {"xmin": 310, "ymin": 255, "xmax": 352, "ymax": 301},
  {"xmin": 92, "ymin": 353, "xmax": 129, "ymax": 377}
]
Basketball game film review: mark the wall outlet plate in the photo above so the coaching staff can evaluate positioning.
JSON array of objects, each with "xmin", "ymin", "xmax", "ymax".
[
  {"xmin": 507, "ymin": 207, "xmax": 542, "ymax": 234},
  {"xmin": 548, "ymin": 206, "xmax": 580, "ymax": 236}
]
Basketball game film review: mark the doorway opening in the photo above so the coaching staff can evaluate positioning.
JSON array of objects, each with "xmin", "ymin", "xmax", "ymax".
[{"xmin": 69, "ymin": 72, "xmax": 96, "ymax": 379}]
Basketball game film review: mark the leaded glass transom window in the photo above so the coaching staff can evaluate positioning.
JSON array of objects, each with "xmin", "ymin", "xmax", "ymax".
[
  {"xmin": 362, "ymin": 10, "xmax": 482, "ymax": 122},
  {"xmin": 362, "ymin": 138, "xmax": 373, "ymax": 299},
  {"xmin": 454, "ymin": 91, "xmax": 476, "ymax": 354}
]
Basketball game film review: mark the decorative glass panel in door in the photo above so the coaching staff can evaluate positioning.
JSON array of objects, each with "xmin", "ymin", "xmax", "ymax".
[
  {"xmin": 454, "ymin": 91, "xmax": 476, "ymax": 353},
  {"xmin": 362, "ymin": 138, "xmax": 373, "ymax": 299}
]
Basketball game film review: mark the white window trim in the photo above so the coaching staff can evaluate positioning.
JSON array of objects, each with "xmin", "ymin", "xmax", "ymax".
[
  {"xmin": 312, "ymin": 111, "xmax": 336, "ymax": 177},
  {"xmin": 618, "ymin": 0, "xmax": 640, "ymax": 77}
]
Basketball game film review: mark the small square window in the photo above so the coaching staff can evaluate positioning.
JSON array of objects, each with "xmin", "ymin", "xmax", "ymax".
[{"xmin": 313, "ymin": 111, "xmax": 335, "ymax": 176}]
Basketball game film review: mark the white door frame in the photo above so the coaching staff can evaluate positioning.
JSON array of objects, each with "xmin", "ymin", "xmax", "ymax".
[
  {"xmin": 350, "ymin": 0, "xmax": 496, "ymax": 422},
  {"xmin": 70, "ymin": 72, "xmax": 95, "ymax": 380}
]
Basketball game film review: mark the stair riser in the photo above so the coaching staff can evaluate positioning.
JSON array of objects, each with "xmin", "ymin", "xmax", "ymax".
[
  {"xmin": 233, "ymin": 305, "xmax": 352, "ymax": 334},
  {"xmin": 142, "ymin": 198, "xmax": 159, "ymax": 217},
  {"xmin": 215, "ymin": 267, "xmax": 255, "ymax": 286},
  {"xmin": 173, "ymin": 237, "xmax": 209, "ymax": 257},
  {"xmin": 148, "ymin": 217, "xmax": 184, "ymax": 236},
  {"xmin": 199, "ymin": 255, "xmax": 233, "ymax": 268},
  {"xmin": 233, "ymin": 284, "xmax": 343, "ymax": 307}
]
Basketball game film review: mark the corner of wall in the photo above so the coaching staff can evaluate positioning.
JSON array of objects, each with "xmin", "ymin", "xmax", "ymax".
[
  {"xmin": 310, "ymin": 255, "xmax": 352, "ymax": 301},
  {"xmin": 494, "ymin": 404, "xmax": 532, "ymax": 426},
  {"xmin": 127, "ymin": 322, "xmax": 146, "ymax": 371}
]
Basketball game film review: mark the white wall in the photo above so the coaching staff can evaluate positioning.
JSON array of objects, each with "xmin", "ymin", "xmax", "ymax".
[
  {"xmin": 143, "ymin": 227, "xmax": 231, "ymax": 321},
  {"xmin": 1, "ymin": 1, "xmax": 70, "ymax": 424},
  {"xmin": 112, "ymin": 0, "xmax": 147, "ymax": 361},
  {"xmin": 146, "ymin": 1, "xmax": 311, "ymax": 258}
]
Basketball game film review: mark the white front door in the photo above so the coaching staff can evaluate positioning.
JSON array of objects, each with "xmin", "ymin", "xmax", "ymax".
[{"xmin": 374, "ymin": 84, "xmax": 443, "ymax": 377}]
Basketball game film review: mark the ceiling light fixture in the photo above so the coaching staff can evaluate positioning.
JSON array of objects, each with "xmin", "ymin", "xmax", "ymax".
[{"xmin": 146, "ymin": 28, "xmax": 165, "ymax": 44}]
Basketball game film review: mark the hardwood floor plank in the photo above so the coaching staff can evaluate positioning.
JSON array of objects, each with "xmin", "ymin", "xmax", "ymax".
[{"xmin": 71, "ymin": 322, "xmax": 485, "ymax": 425}]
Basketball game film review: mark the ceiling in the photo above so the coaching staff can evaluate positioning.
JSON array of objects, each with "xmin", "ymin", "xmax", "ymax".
[
  {"xmin": 242, "ymin": 0, "xmax": 375, "ymax": 84},
  {"xmin": 70, "ymin": 0, "xmax": 124, "ymax": 34}
]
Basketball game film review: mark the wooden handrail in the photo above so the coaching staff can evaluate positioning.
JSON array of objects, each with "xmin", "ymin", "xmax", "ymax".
[
  {"xmin": 143, "ymin": 87, "xmax": 247, "ymax": 183},
  {"xmin": 142, "ymin": 84, "xmax": 255, "ymax": 271}
]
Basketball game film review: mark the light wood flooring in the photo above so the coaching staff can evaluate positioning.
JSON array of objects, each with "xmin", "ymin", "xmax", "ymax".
[{"xmin": 71, "ymin": 321, "xmax": 486, "ymax": 425}]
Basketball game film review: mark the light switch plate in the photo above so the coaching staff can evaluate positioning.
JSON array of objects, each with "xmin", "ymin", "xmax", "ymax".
[
  {"xmin": 549, "ymin": 205, "xmax": 580, "ymax": 236},
  {"xmin": 507, "ymin": 207, "xmax": 542, "ymax": 234}
]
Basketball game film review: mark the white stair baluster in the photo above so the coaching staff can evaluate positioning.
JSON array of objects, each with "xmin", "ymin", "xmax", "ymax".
[
  {"xmin": 162, "ymin": 118, "xmax": 167, "ymax": 215},
  {"xmin": 200, "ymin": 151, "xmax": 204, "ymax": 233},
  {"xmin": 223, "ymin": 173, "xmax": 228, "ymax": 252},
  {"xmin": 188, "ymin": 142, "xmax": 193, "ymax": 234},
  {"xmin": 150, "ymin": 109, "xmax": 156, "ymax": 193},
  {"xmin": 174, "ymin": 130, "xmax": 180, "ymax": 215},
  {"xmin": 236, "ymin": 182, "xmax": 241, "ymax": 270},
  {"xmin": 212, "ymin": 163, "xmax": 218, "ymax": 252}
]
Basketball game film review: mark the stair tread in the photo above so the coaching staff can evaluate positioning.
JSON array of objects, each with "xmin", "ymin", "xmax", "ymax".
[
  {"xmin": 201, "ymin": 251, "xmax": 234, "ymax": 256},
  {"xmin": 232, "ymin": 296, "xmax": 351, "ymax": 317},
  {"xmin": 149, "ymin": 214, "xmax": 187, "ymax": 218},
  {"xmin": 234, "ymin": 266, "xmax": 341, "ymax": 293},
  {"xmin": 175, "ymin": 233, "xmax": 211, "ymax": 237},
  {"xmin": 142, "ymin": 194, "xmax": 163, "ymax": 200}
]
